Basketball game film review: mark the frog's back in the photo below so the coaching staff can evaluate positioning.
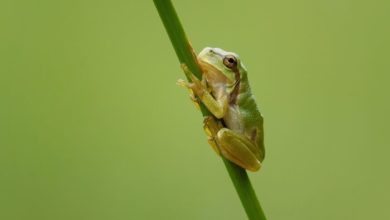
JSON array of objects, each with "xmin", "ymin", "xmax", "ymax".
[
  {"xmin": 237, "ymin": 90, "xmax": 263, "ymax": 134},
  {"xmin": 230, "ymin": 73, "xmax": 263, "ymax": 130}
]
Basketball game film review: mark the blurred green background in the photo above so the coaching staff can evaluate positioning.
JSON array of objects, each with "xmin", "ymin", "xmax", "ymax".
[{"xmin": 1, "ymin": 0, "xmax": 389, "ymax": 219}]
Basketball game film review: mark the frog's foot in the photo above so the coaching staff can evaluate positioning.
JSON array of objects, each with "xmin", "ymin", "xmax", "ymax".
[
  {"xmin": 177, "ymin": 79, "xmax": 201, "ymax": 110},
  {"xmin": 188, "ymin": 90, "xmax": 200, "ymax": 110},
  {"xmin": 176, "ymin": 78, "xmax": 191, "ymax": 88},
  {"xmin": 203, "ymin": 116, "xmax": 223, "ymax": 155},
  {"xmin": 180, "ymin": 64, "xmax": 205, "ymax": 93},
  {"xmin": 216, "ymin": 128, "xmax": 262, "ymax": 172}
]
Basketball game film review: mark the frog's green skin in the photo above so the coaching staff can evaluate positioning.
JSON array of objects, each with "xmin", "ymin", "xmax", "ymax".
[{"xmin": 179, "ymin": 47, "xmax": 264, "ymax": 172}]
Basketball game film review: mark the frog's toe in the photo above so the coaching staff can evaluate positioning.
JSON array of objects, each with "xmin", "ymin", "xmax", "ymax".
[{"xmin": 176, "ymin": 79, "xmax": 188, "ymax": 87}]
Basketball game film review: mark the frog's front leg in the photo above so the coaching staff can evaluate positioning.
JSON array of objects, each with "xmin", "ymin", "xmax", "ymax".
[{"xmin": 179, "ymin": 64, "xmax": 228, "ymax": 119}]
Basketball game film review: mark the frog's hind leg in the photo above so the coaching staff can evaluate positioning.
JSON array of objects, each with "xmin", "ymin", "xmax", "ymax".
[
  {"xmin": 216, "ymin": 128, "xmax": 262, "ymax": 172},
  {"xmin": 203, "ymin": 116, "xmax": 262, "ymax": 172}
]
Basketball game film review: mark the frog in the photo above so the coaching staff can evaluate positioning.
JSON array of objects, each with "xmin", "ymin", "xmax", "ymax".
[{"xmin": 178, "ymin": 47, "xmax": 265, "ymax": 172}]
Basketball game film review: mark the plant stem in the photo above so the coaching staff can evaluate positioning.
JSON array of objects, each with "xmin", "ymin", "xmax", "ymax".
[
  {"xmin": 153, "ymin": 1, "xmax": 266, "ymax": 219},
  {"xmin": 222, "ymin": 158, "xmax": 266, "ymax": 220}
]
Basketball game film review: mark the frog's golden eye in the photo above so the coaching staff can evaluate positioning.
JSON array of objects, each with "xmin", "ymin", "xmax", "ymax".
[{"xmin": 223, "ymin": 55, "xmax": 238, "ymax": 69}]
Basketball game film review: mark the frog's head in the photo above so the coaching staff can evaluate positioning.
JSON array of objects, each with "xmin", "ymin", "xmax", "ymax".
[{"xmin": 197, "ymin": 47, "xmax": 247, "ymax": 84}]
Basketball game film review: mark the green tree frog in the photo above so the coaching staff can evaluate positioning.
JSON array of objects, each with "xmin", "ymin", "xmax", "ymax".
[{"xmin": 178, "ymin": 47, "xmax": 265, "ymax": 172}]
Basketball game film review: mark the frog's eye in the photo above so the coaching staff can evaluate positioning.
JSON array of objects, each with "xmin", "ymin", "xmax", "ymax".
[{"xmin": 223, "ymin": 55, "xmax": 238, "ymax": 69}]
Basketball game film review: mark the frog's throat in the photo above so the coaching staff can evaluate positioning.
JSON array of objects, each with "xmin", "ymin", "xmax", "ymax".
[
  {"xmin": 198, "ymin": 60, "xmax": 241, "ymax": 105},
  {"xmin": 198, "ymin": 60, "xmax": 232, "ymax": 84}
]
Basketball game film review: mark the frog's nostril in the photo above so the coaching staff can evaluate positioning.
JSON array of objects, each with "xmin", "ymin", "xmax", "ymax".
[{"xmin": 209, "ymin": 49, "xmax": 214, "ymax": 53}]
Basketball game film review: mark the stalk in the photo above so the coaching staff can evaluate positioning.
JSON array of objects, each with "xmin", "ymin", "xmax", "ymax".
[{"xmin": 153, "ymin": 1, "xmax": 266, "ymax": 219}]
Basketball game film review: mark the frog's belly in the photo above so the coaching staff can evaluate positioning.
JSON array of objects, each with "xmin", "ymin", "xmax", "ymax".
[{"xmin": 223, "ymin": 105, "xmax": 244, "ymax": 133}]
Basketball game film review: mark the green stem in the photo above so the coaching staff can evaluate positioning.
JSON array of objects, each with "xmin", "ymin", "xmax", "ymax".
[
  {"xmin": 222, "ymin": 158, "xmax": 266, "ymax": 220},
  {"xmin": 153, "ymin": 1, "xmax": 266, "ymax": 219}
]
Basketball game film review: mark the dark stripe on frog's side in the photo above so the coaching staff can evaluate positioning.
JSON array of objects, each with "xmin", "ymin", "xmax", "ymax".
[{"xmin": 229, "ymin": 67, "xmax": 241, "ymax": 105}]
